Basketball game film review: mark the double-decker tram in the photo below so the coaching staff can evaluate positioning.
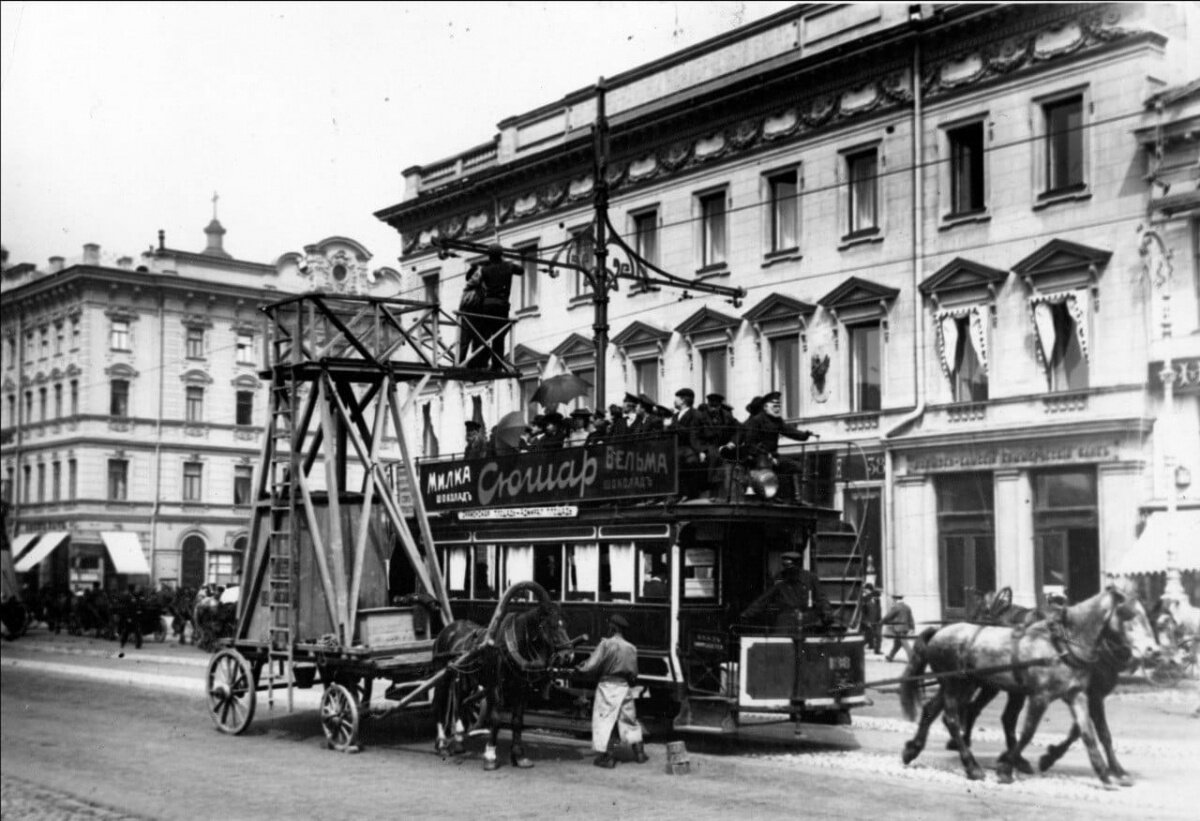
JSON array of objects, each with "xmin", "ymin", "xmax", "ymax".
[{"xmin": 407, "ymin": 433, "xmax": 869, "ymax": 734}]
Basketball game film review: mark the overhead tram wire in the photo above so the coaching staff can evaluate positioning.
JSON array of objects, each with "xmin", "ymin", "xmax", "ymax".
[{"xmin": 389, "ymin": 105, "xmax": 1148, "ymax": 300}]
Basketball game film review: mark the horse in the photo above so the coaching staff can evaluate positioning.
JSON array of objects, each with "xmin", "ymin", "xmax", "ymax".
[
  {"xmin": 431, "ymin": 581, "xmax": 575, "ymax": 771},
  {"xmin": 899, "ymin": 586, "xmax": 1160, "ymax": 786}
]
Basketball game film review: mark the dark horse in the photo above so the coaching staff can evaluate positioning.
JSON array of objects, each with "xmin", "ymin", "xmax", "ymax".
[
  {"xmin": 431, "ymin": 581, "xmax": 574, "ymax": 771},
  {"xmin": 899, "ymin": 587, "xmax": 1160, "ymax": 786}
]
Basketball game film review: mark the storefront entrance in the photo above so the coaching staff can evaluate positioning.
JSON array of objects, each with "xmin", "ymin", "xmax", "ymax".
[
  {"xmin": 936, "ymin": 473, "xmax": 995, "ymax": 620},
  {"xmin": 1033, "ymin": 469, "xmax": 1099, "ymax": 606}
]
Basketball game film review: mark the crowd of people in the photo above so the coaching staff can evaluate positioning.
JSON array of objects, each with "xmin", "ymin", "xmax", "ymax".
[{"xmin": 463, "ymin": 387, "xmax": 817, "ymax": 502}]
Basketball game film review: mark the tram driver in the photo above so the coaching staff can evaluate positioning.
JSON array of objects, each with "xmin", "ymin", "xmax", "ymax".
[{"xmin": 740, "ymin": 550, "xmax": 833, "ymax": 633}]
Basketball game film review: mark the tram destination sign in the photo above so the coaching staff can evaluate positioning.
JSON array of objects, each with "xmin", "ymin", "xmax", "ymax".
[{"xmin": 419, "ymin": 436, "xmax": 678, "ymax": 512}]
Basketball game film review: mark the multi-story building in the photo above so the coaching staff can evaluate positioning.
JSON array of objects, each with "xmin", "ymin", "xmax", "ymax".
[
  {"xmin": 376, "ymin": 3, "xmax": 1200, "ymax": 621},
  {"xmin": 1, "ymin": 221, "xmax": 400, "ymax": 592}
]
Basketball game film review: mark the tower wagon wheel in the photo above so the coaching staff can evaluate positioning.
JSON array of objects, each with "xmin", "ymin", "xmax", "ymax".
[
  {"xmin": 321, "ymin": 682, "xmax": 362, "ymax": 753},
  {"xmin": 207, "ymin": 648, "xmax": 257, "ymax": 735}
]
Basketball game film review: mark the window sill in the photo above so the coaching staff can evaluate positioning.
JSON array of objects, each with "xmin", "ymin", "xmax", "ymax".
[
  {"xmin": 939, "ymin": 211, "xmax": 991, "ymax": 232},
  {"xmin": 762, "ymin": 249, "xmax": 802, "ymax": 268},
  {"xmin": 514, "ymin": 306, "xmax": 540, "ymax": 318},
  {"xmin": 567, "ymin": 294, "xmax": 592, "ymax": 310},
  {"xmin": 838, "ymin": 229, "xmax": 883, "ymax": 251},
  {"xmin": 694, "ymin": 264, "xmax": 730, "ymax": 282},
  {"xmin": 111, "ymin": 347, "xmax": 132, "ymax": 354},
  {"xmin": 1033, "ymin": 186, "xmax": 1091, "ymax": 211}
]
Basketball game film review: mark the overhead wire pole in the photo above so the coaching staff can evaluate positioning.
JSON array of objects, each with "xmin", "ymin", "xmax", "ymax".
[{"xmin": 591, "ymin": 77, "xmax": 611, "ymax": 408}]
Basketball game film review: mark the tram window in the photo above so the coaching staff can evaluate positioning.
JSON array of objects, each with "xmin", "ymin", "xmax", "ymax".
[
  {"xmin": 639, "ymin": 545, "xmax": 669, "ymax": 601},
  {"xmin": 473, "ymin": 545, "xmax": 497, "ymax": 599},
  {"xmin": 600, "ymin": 542, "xmax": 636, "ymax": 602},
  {"xmin": 684, "ymin": 547, "xmax": 717, "ymax": 599},
  {"xmin": 443, "ymin": 546, "xmax": 469, "ymax": 597},
  {"xmin": 567, "ymin": 543, "xmax": 599, "ymax": 601},
  {"xmin": 503, "ymin": 544, "xmax": 533, "ymax": 590},
  {"xmin": 533, "ymin": 545, "xmax": 563, "ymax": 599}
]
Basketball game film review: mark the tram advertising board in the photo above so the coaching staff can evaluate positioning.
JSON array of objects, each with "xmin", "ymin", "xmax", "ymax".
[{"xmin": 419, "ymin": 436, "xmax": 678, "ymax": 512}]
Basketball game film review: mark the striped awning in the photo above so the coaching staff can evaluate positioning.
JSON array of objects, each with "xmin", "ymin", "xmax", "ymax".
[
  {"xmin": 14, "ymin": 532, "xmax": 70, "ymax": 573},
  {"xmin": 1112, "ymin": 510, "xmax": 1200, "ymax": 575},
  {"xmin": 100, "ymin": 532, "xmax": 150, "ymax": 575}
]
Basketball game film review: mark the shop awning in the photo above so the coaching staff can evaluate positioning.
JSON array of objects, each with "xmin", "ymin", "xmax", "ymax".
[
  {"xmin": 100, "ymin": 532, "xmax": 150, "ymax": 575},
  {"xmin": 1112, "ymin": 510, "xmax": 1200, "ymax": 575},
  {"xmin": 14, "ymin": 532, "xmax": 70, "ymax": 573},
  {"xmin": 10, "ymin": 533, "xmax": 38, "ymax": 563}
]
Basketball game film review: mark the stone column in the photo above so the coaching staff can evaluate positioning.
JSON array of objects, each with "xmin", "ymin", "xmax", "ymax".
[
  {"xmin": 995, "ymin": 470, "xmax": 1036, "ymax": 608},
  {"xmin": 891, "ymin": 474, "xmax": 938, "ymax": 625}
]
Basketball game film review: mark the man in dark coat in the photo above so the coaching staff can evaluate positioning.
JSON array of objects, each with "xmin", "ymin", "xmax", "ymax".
[
  {"xmin": 458, "ymin": 245, "xmax": 523, "ymax": 370},
  {"xmin": 882, "ymin": 593, "xmax": 916, "ymax": 662},
  {"xmin": 637, "ymin": 394, "xmax": 663, "ymax": 434},
  {"xmin": 741, "ymin": 551, "xmax": 832, "ymax": 633},
  {"xmin": 609, "ymin": 393, "xmax": 641, "ymax": 440},
  {"xmin": 670, "ymin": 388, "xmax": 707, "ymax": 498},
  {"xmin": 740, "ymin": 391, "xmax": 813, "ymax": 501},
  {"xmin": 536, "ymin": 412, "xmax": 567, "ymax": 450},
  {"xmin": 860, "ymin": 584, "xmax": 883, "ymax": 654}
]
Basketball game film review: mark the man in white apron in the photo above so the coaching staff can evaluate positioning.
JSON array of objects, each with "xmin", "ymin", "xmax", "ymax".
[{"xmin": 576, "ymin": 614, "xmax": 647, "ymax": 768}]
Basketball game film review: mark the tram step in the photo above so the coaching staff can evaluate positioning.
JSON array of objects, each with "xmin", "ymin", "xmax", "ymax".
[{"xmin": 673, "ymin": 697, "xmax": 736, "ymax": 734}]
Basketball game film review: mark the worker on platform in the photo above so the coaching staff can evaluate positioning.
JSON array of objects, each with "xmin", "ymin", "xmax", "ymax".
[
  {"xmin": 740, "ymin": 550, "xmax": 832, "ymax": 633},
  {"xmin": 458, "ymin": 245, "xmax": 523, "ymax": 371}
]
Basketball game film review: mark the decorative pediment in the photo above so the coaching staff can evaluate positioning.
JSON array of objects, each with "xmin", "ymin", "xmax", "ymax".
[
  {"xmin": 551, "ymin": 333, "xmax": 595, "ymax": 371},
  {"xmin": 1013, "ymin": 239, "xmax": 1110, "ymax": 294},
  {"xmin": 743, "ymin": 293, "xmax": 817, "ymax": 326},
  {"xmin": 231, "ymin": 374, "xmax": 261, "ymax": 390},
  {"xmin": 105, "ymin": 363, "xmax": 139, "ymax": 379},
  {"xmin": 513, "ymin": 344, "xmax": 549, "ymax": 380},
  {"xmin": 674, "ymin": 306, "xmax": 739, "ymax": 339},
  {"xmin": 919, "ymin": 258, "xmax": 1008, "ymax": 309},
  {"xmin": 675, "ymin": 306, "xmax": 739, "ymax": 369},
  {"xmin": 179, "ymin": 368, "xmax": 213, "ymax": 385},
  {"xmin": 611, "ymin": 321, "xmax": 670, "ymax": 361},
  {"xmin": 819, "ymin": 276, "xmax": 900, "ymax": 343}
]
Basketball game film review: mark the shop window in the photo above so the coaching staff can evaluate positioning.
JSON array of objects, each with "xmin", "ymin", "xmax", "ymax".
[
  {"xmin": 947, "ymin": 121, "xmax": 986, "ymax": 215},
  {"xmin": 108, "ymin": 459, "xmax": 128, "ymax": 501},
  {"xmin": 936, "ymin": 473, "xmax": 995, "ymax": 619},
  {"xmin": 698, "ymin": 190, "xmax": 727, "ymax": 269},
  {"xmin": 110, "ymin": 379, "xmax": 129, "ymax": 417},
  {"xmin": 767, "ymin": 169, "xmax": 799, "ymax": 254},
  {"xmin": 1033, "ymin": 469, "xmax": 1099, "ymax": 605},
  {"xmin": 849, "ymin": 322, "xmax": 882, "ymax": 411},
  {"xmin": 206, "ymin": 552, "xmax": 241, "ymax": 587}
]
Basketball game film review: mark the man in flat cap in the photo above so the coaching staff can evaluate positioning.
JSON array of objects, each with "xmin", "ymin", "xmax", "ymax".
[
  {"xmin": 700, "ymin": 393, "xmax": 738, "ymax": 496},
  {"xmin": 464, "ymin": 420, "xmax": 488, "ymax": 459},
  {"xmin": 637, "ymin": 393, "xmax": 664, "ymax": 434},
  {"xmin": 576, "ymin": 614, "xmax": 647, "ymax": 768},
  {"xmin": 671, "ymin": 388, "xmax": 707, "ymax": 498},
  {"xmin": 881, "ymin": 593, "xmax": 915, "ymax": 662},
  {"xmin": 740, "ymin": 391, "xmax": 815, "ymax": 502},
  {"xmin": 458, "ymin": 244, "xmax": 524, "ymax": 371},
  {"xmin": 741, "ymin": 548, "xmax": 832, "ymax": 633}
]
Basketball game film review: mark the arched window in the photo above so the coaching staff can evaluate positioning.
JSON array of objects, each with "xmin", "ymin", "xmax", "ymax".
[{"xmin": 181, "ymin": 534, "xmax": 206, "ymax": 589}]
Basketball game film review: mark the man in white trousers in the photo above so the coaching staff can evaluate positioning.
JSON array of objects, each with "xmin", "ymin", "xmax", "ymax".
[{"xmin": 576, "ymin": 614, "xmax": 648, "ymax": 768}]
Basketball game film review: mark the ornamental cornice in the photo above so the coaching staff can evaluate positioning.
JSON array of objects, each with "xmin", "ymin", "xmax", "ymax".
[{"xmin": 398, "ymin": 6, "xmax": 1145, "ymax": 259}]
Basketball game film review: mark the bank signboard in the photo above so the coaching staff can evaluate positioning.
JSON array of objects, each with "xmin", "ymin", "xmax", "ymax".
[{"xmin": 419, "ymin": 436, "xmax": 678, "ymax": 511}]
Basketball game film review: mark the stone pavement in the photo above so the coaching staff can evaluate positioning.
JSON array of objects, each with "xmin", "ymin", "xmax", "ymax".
[{"xmin": 1, "ymin": 774, "xmax": 147, "ymax": 821}]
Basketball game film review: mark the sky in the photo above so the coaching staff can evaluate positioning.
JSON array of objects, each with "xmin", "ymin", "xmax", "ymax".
[{"xmin": 0, "ymin": 1, "xmax": 797, "ymax": 270}]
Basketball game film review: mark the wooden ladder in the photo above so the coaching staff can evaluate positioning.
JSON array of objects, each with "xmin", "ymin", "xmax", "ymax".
[{"xmin": 265, "ymin": 370, "xmax": 297, "ymax": 711}]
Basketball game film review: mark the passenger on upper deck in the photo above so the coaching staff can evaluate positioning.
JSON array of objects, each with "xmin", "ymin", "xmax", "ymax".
[
  {"xmin": 536, "ymin": 412, "xmax": 567, "ymax": 450},
  {"xmin": 464, "ymin": 420, "xmax": 488, "ymax": 459},
  {"xmin": 671, "ymin": 388, "xmax": 706, "ymax": 498},
  {"xmin": 610, "ymin": 393, "xmax": 641, "ymax": 441},
  {"xmin": 567, "ymin": 408, "xmax": 592, "ymax": 446},
  {"xmin": 740, "ymin": 392, "xmax": 814, "ymax": 503},
  {"xmin": 458, "ymin": 245, "xmax": 523, "ymax": 371},
  {"xmin": 740, "ymin": 550, "xmax": 832, "ymax": 633},
  {"xmin": 639, "ymin": 394, "xmax": 665, "ymax": 434}
]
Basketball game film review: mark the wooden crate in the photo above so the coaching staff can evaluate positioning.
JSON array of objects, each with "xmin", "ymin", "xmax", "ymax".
[{"xmin": 356, "ymin": 607, "xmax": 416, "ymax": 648}]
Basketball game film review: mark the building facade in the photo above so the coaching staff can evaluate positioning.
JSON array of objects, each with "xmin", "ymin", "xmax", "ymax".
[
  {"xmin": 376, "ymin": 3, "xmax": 1200, "ymax": 621},
  {"xmin": 1, "ymin": 224, "xmax": 400, "ymax": 592}
]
